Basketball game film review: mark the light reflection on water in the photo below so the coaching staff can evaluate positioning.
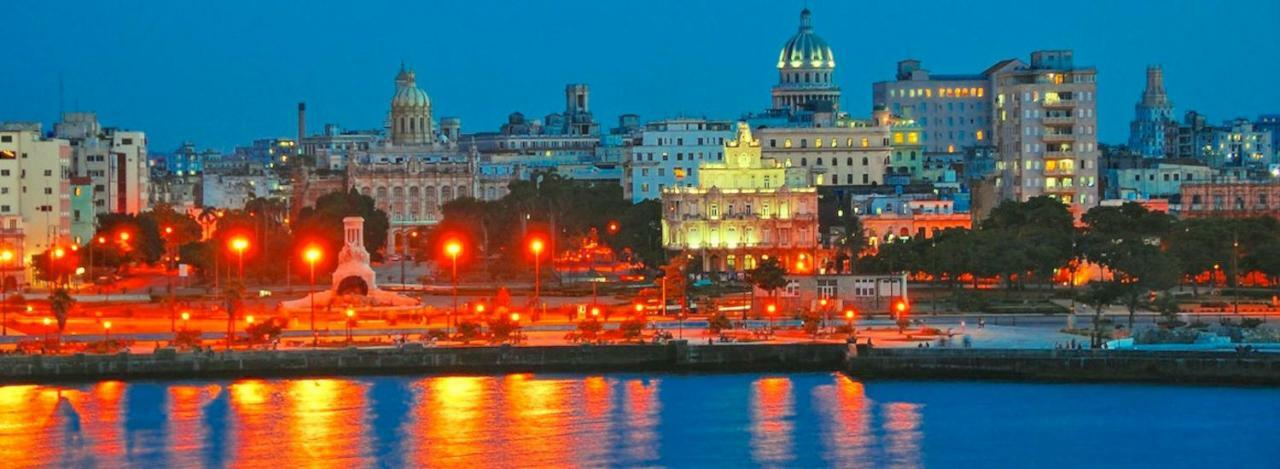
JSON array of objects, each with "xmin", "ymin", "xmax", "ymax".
[{"xmin": 2, "ymin": 373, "xmax": 1279, "ymax": 467}]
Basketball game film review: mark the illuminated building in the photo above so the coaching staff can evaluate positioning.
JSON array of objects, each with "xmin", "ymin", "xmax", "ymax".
[
  {"xmin": 661, "ymin": 122, "xmax": 819, "ymax": 273},
  {"xmin": 346, "ymin": 64, "xmax": 482, "ymax": 256},
  {"xmin": 1206, "ymin": 118, "xmax": 1274, "ymax": 171},
  {"xmin": 54, "ymin": 112, "xmax": 150, "ymax": 215},
  {"xmin": 758, "ymin": 124, "xmax": 891, "ymax": 188},
  {"xmin": 856, "ymin": 198, "xmax": 971, "ymax": 249},
  {"xmin": 1128, "ymin": 66, "xmax": 1176, "ymax": 158},
  {"xmin": 771, "ymin": 8, "xmax": 841, "ymax": 114},
  {"xmin": 1109, "ymin": 163, "xmax": 1213, "ymax": 201},
  {"xmin": 625, "ymin": 118, "xmax": 733, "ymax": 202},
  {"xmin": 993, "ymin": 50, "xmax": 1101, "ymax": 214},
  {"xmin": 873, "ymin": 58, "xmax": 1016, "ymax": 154},
  {"xmin": 0, "ymin": 124, "xmax": 72, "ymax": 285}
]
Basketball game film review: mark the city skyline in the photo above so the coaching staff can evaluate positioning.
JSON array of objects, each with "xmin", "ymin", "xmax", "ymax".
[{"xmin": 3, "ymin": 0, "xmax": 1279, "ymax": 150}]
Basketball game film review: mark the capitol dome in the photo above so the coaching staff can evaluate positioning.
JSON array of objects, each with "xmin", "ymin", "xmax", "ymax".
[
  {"xmin": 392, "ymin": 65, "xmax": 430, "ymax": 108},
  {"xmin": 777, "ymin": 9, "xmax": 834, "ymax": 70}
]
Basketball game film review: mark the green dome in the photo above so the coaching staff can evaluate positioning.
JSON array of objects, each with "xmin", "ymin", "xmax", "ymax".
[
  {"xmin": 392, "ymin": 65, "xmax": 430, "ymax": 108},
  {"xmin": 777, "ymin": 9, "xmax": 835, "ymax": 70}
]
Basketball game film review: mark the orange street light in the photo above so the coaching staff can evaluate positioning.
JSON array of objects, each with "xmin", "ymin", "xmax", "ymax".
[
  {"xmin": 53, "ymin": 247, "xmax": 66, "ymax": 259},
  {"xmin": 0, "ymin": 249, "xmax": 11, "ymax": 336},
  {"xmin": 119, "ymin": 232, "xmax": 130, "ymax": 242},
  {"xmin": 444, "ymin": 240, "xmax": 462, "ymax": 335},
  {"xmin": 606, "ymin": 221, "xmax": 620, "ymax": 234},
  {"xmin": 475, "ymin": 303, "xmax": 486, "ymax": 314},
  {"xmin": 529, "ymin": 237, "xmax": 545, "ymax": 308},
  {"xmin": 635, "ymin": 303, "xmax": 644, "ymax": 314},
  {"xmin": 96, "ymin": 236, "xmax": 106, "ymax": 244},
  {"xmin": 590, "ymin": 306, "xmax": 601, "ymax": 318},
  {"xmin": 246, "ymin": 315, "xmax": 255, "ymax": 325},
  {"xmin": 103, "ymin": 320, "xmax": 113, "ymax": 342},
  {"xmin": 230, "ymin": 236, "xmax": 249, "ymax": 281},
  {"xmin": 510, "ymin": 312, "xmax": 520, "ymax": 322},
  {"xmin": 303, "ymin": 245, "xmax": 323, "ymax": 346},
  {"xmin": 42, "ymin": 316, "xmax": 52, "ymax": 342},
  {"xmin": 163, "ymin": 226, "xmax": 174, "ymax": 236},
  {"xmin": 345, "ymin": 307, "xmax": 356, "ymax": 344},
  {"xmin": 766, "ymin": 304, "xmax": 777, "ymax": 314}
]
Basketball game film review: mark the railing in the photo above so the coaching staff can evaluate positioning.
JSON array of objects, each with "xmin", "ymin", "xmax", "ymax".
[{"xmin": 1041, "ymin": 115, "xmax": 1075, "ymax": 125}]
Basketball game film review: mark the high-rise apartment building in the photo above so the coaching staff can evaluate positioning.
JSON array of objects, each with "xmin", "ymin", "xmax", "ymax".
[
  {"xmin": 624, "ymin": 118, "xmax": 732, "ymax": 202},
  {"xmin": 873, "ymin": 59, "xmax": 1018, "ymax": 153},
  {"xmin": 992, "ymin": 50, "xmax": 1100, "ymax": 213}
]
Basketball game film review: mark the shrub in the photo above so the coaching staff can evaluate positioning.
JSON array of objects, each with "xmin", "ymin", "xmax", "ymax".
[
  {"xmin": 707, "ymin": 313, "xmax": 732, "ymax": 334},
  {"xmin": 456, "ymin": 320, "xmax": 482, "ymax": 343},
  {"xmin": 620, "ymin": 316, "xmax": 647, "ymax": 342}
]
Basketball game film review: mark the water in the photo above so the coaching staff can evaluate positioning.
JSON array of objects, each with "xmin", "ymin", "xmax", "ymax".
[{"xmin": 2, "ymin": 373, "xmax": 1278, "ymax": 468}]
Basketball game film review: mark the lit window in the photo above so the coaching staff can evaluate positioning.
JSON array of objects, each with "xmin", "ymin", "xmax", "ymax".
[
  {"xmin": 784, "ymin": 139, "xmax": 792, "ymax": 148},
  {"xmin": 860, "ymin": 138, "xmax": 869, "ymax": 148},
  {"xmin": 975, "ymin": 130, "xmax": 984, "ymax": 141}
]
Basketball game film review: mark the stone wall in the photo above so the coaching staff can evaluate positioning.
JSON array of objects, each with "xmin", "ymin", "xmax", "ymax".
[
  {"xmin": 0, "ymin": 343, "xmax": 847, "ymax": 384},
  {"xmin": 847, "ymin": 348, "xmax": 1280, "ymax": 385}
]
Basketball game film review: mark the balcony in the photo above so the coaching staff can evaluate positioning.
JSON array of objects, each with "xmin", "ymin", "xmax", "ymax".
[
  {"xmin": 1043, "ymin": 166, "xmax": 1076, "ymax": 176},
  {"xmin": 1042, "ymin": 97, "xmax": 1076, "ymax": 108},
  {"xmin": 1043, "ymin": 132, "xmax": 1076, "ymax": 143},
  {"xmin": 1041, "ymin": 115, "xmax": 1075, "ymax": 126}
]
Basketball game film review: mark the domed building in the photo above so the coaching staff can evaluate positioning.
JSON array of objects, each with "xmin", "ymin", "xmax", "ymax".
[
  {"xmin": 771, "ymin": 9, "xmax": 841, "ymax": 113},
  {"xmin": 389, "ymin": 63, "xmax": 434, "ymax": 146}
]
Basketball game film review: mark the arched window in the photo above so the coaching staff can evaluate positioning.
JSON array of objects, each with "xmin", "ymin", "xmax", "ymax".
[
  {"xmin": 861, "ymin": 157, "xmax": 868, "ymax": 166},
  {"xmin": 800, "ymin": 158, "xmax": 808, "ymax": 166}
]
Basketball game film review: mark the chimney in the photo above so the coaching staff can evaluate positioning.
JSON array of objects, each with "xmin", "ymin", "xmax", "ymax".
[{"xmin": 297, "ymin": 102, "xmax": 307, "ymax": 152}]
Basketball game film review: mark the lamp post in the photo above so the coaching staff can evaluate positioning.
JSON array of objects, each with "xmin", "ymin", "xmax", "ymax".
[
  {"xmin": 766, "ymin": 303, "xmax": 777, "ymax": 333},
  {"xmin": 42, "ymin": 317, "xmax": 52, "ymax": 345},
  {"xmin": 344, "ymin": 307, "xmax": 357, "ymax": 345},
  {"xmin": 529, "ymin": 238, "xmax": 544, "ymax": 311},
  {"xmin": 0, "ymin": 248, "xmax": 12, "ymax": 336},
  {"xmin": 181, "ymin": 311, "xmax": 190, "ymax": 331},
  {"xmin": 230, "ymin": 237, "xmax": 249, "ymax": 283},
  {"xmin": 445, "ymin": 240, "xmax": 461, "ymax": 336},
  {"xmin": 103, "ymin": 320, "xmax": 112, "ymax": 344},
  {"xmin": 304, "ymin": 246, "xmax": 322, "ymax": 347},
  {"xmin": 510, "ymin": 312, "xmax": 520, "ymax": 343},
  {"xmin": 845, "ymin": 309, "xmax": 856, "ymax": 338},
  {"xmin": 163, "ymin": 226, "xmax": 176, "ymax": 333},
  {"xmin": 245, "ymin": 315, "xmax": 255, "ymax": 349}
]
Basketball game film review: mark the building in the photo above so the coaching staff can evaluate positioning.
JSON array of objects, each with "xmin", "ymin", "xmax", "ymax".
[
  {"xmin": 1255, "ymin": 114, "xmax": 1280, "ymax": 159},
  {"xmin": 661, "ymin": 122, "xmax": 820, "ymax": 273},
  {"xmin": 856, "ymin": 197, "xmax": 971, "ymax": 249},
  {"xmin": 53, "ymin": 112, "xmax": 150, "ymax": 215},
  {"xmin": 299, "ymin": 124, "xmax": 380, "ymax": 171},
  {"xmin": 345, "ymin": 64, "xmax": 484, "ymax": 255},
  {"xmin": 1109, "ymin": 162, "xmax": 1213, "ymax": 202},
  {"xmin": 1179, "ymin": 181, "xmax": 1280, "ymax": 219},
  {"xmin": 164, "ymin": 141, "xmax": 216, "ymax": 176},
  {"xmin": 1128, "ymin": 66, "xmax": 1176, "ymax": 158},
  {"xmin": 771, "ymin": 9, "xmax": 840, "ymax": 114},
  {"xmin": 873, "ymin": 58, "xmax": 1016, "ymax": 153},
  {"xmin": 467, "ymin": 85, "xmax": 600, "ymax": 159},
  {"xmin": 1172, "ymin": 111, "xmax": 1216, "ymax": 161},
  {"xmin": 757, "ymin": 124, "xmax": 892, "ymax": 188},
  {"xmin": 1206, "ymin": 118, "xmax": 1274, "ymax": 171},
  {"xmin": 624, "ymin": 118, "xmax": 732, "ymax": 202},
  {"xmin": 0, "ymin": 125, "xmax": 72, "ymax": 285},
  {"xmin": 992, "ymin": 50, "xmax": 1101, "ymax": 214},
  {"xmin": 790, "ymin": 273, "xmax": 908, "ymax": 314}
]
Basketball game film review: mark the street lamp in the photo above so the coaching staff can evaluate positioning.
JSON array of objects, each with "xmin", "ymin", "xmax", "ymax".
[
  {"xmin": 42, "ymin": 317, "xmax": 52, "ymax": 344},
  {"xmin": 529, "ymin": 238, "xmax": 545, "ymax": 311},
  {"xmin": 844, "ymin": 309, "xmax": 856, "ymax": 337},
  {"xmin": 245, "ymin": 315, "xmax": 255, "ymax": 348},
  {"xmin": 181, "ymin": 311, "xmax": 190, "ymax": 330},
  {"xmin": 103, "ymin": 320, "xmax": 112, "ymax": 343},
  {"xmin": 766, "ymin": 303, "xmax": 777, "ymax": 332},
  {"xmin": 230, "ymin": 237, "xmax": 249, "ymax": 282},
  {"xmin": 0, "ymin": 248, "xmax": 12, "ymax": 336},
  {"xmin": 510, "ymin": 312, "xmax": 520, "ymax": 343},
  {"xmin": 345, "ymin": 307, "xmax": 355, "ymax": 345},
  {"xmin": 304, "ymin": 245, "xmax": 323, "ymax": 347},
  {"xmin": 445, "ymin": 240, "xmax": 462, "ymax": 336}
]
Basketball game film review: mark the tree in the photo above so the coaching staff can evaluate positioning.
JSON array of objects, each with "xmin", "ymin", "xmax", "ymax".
[
  {"xmin": 662, "ymin": 257, "xmax": 689, "ymax": 312},
  {"xmin": 1079, "ymin": 282, "xmax": 1122, "ymax": 348},
  {"xmin": 1081, "ymin": 203, "xmax": 1178, "ymax": 331},
  {"xmin": 294, "ymin": 189, "xmax": 390, "ymax": 263},
  {"xmin": 49, "ymin": 288, "xmax": 75, "ymax": 339},
  {"xmin": 620, "ymin": 316, "xmax": 647, "ymax": 342},
  {"xmin": 707, "ymin": 312, "xmax": 732, "ymax": 335},
  {"xmin": 222, "ymin": 281, "xmax": 244, "ymax": 349},
  {"xmin": 746, "ymin": 257, "xmax": 788, "ymax": 313},
  {"xmin": 1161, "ymin": 218, "xmax": 1226, "ymax": 295},
  {"xmin": 488, "ymin": 315, "xmax": 521, "ymax": 343},
  {"xmin": 981, "ymin": 196, "xmax": 1075, "ymax": 286}
]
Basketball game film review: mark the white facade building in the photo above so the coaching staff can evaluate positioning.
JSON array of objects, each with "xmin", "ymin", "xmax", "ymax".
[
  {"xmin": 0, "ymin": 125, "xmax": 72, "ymax": 285},
  {"xmin": 54, "ymin": 112, "xmax": 150, "ymax": 215},
  {"xmin": 625, "ymin": 118, "xmax": 732, "ymax": 202}
]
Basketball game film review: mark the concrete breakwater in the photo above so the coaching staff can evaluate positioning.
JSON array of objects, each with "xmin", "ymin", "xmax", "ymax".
[
  {"xmin": 846, "ymin": 348, "xmax": 1280, "ymax": 385},
  {"xmin": 0, "ymin": 343, "xmax": 847, "ymax": 384}
]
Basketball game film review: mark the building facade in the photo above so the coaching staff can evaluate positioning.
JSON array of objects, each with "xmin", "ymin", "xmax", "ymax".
[
  {"xmin": 662, "ymin": 123, "xmax": 820, "ymax": 273},
  {"xmin": 1179, "ymin": 182, "xmax": 1280, "ymax": 219},
  {"xmin": 992, "ymin": 50, "xmax": 1101, "ymax": 214},
  {"xmin": 54, "ymin": 113, "xmax": 150, "ymax": 215},
  {"xmin": 758, "ymin": 124, "xmax": 891, "ymax": 188},
  {"xmin": 872, "ymin": 58, "xmax": 1015, "ymax": 153},
  {"xmin": 0, "ymin": 126, "xmax": 72, "ymax": 285},
  {"xmin": 625, "ymin": 118, "xmax": 732, "ymax": 202}
]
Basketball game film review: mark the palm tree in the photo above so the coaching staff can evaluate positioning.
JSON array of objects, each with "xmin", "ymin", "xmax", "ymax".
[
  {"xmin": 222, "ymin": 281, "xmax": 244, "ymax": 350},
  {"xmin": 49, "ymin": 288, "xmax": 75, "ymax": 342}
]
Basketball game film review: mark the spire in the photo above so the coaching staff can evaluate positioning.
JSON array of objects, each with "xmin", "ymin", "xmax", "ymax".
[{"xmin": 799, "ymin": 8, "xmax": 813, "ymax": 32}]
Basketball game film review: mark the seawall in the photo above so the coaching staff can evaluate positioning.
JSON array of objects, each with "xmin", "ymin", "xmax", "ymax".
[
  {"xmin": 846, "ymin": 348, "xmax": 1280, "ymax": 385},
  {"xmin": 0, "ymin": 343, "xmax": 847, "ymax": 384}
]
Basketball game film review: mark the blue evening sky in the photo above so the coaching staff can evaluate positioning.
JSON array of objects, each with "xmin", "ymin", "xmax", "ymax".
[{"xmin": 3, "ymin": 0, "xmax": 1278, "ymax": 151}]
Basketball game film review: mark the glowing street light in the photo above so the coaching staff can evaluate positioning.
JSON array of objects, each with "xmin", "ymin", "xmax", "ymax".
[
  {"xmin": 103, "ymin": 320, "xmax": 113, "ymax": 343},
  {"xmin": 0, "ymin": 248, "xmax": 13, "ymax": 336},
  {"xmin": 606, "ymin": 221, "xmax": 620, "ymax": 234},
  {"xmin": 43, "ymin": 316, "xmax": 52, "ymax": 343},
  {"xmin": 345, "ymin": 307, "xmax": 356, "ymax": 344},
  {"xmin": 303, "ymin": 245, "xmax": 323, "ymax": 347},
  {"xmin": 766, "ymin": 303, "xmax": 777, "ymax": 332},
  {"xmin": 529, "ymin": 237, "xmax": 545, "ymax": 310},
  {"xmin": 181, "ymin": 311, "xmax": 190, "ymax": 331},
  {"xmin": 118, "ymin": 231, "xmax": 130, "ymax": 242},
  {"xmin": 445, "ymin": 240, "xmax": 462, "ymax": 336},
  {"xmin": 844, "ymin": 309, "xmax": 856, "ymax": 337},
  {"xmin": 230, "ymin": 237, "xmax": 250, "ymax": 282}
]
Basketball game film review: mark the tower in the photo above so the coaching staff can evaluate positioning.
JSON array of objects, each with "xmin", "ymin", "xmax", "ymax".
[
  {"xmin": 389, "ymin": 63, "xmax": 433, "ymax": 146},
  {"xmin": 1128, "ymin": 65, "xmax": 1175, "ymax": 158}
]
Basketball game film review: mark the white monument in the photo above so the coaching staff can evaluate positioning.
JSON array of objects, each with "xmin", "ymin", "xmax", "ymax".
[{"xmin": 280, "ymin": 217, "xmax": 418, "ymax": 310}]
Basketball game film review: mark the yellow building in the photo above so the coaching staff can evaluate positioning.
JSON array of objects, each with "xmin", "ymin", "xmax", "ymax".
[{"xmin": 662, "ymin": 122, "xmax": 819, "ymax": 273}]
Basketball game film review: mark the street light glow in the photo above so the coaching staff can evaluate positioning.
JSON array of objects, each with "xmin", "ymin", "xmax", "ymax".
[
  {"xmin": 766, "ymin": 304, "xmax": 777, "ymax": 314},
  {"xmin": 529, "ymin": 238, "xmax": 544, "ymax": 254},
  {"xmin": 181, "ymin": 311, "xmax": 190, "ymax": 321},
  {"xmin": 230, "ymin": 237, "xmax": 249, "ymax": 253},
  {"xmin": 304, "ymin": 246, "xmax": 322, "ymax": 263},
  {"xmin": 445, "ymin": 240, "xmax": 462, "ymax": 257},
  {"xmin": 845, "ymin": 309, "xmax": 855, "ymax": 319},
  {"xmin": 119, "ymin": 232, "xmax": 130, "ymax": 242},
  {"xmin": 510, "ymin": 312, "xmax": 520, "ymax": 322},
  {"xmin": 346, "ymin": 308, "xmax": 355, "ymax": 318}
]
